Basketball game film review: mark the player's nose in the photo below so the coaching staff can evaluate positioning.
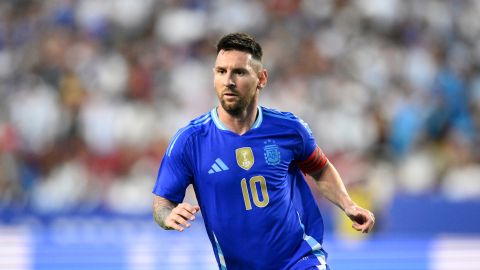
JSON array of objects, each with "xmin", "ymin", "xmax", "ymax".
[{"xmin": 223, "ymin": 74, "xmax": 236, "ymax": 89}]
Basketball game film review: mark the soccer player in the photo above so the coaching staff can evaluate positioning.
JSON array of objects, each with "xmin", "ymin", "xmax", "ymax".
[{"xmin": 152, "ymin": 32, "xmax": 375, "ymax": 270}]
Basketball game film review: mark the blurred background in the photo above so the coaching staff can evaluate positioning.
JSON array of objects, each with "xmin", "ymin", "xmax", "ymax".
[{"xmin": 1, "ymin": 0, "xmax": 480, "ymax": 269}]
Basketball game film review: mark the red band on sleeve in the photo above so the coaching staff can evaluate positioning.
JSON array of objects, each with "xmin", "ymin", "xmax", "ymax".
[{"xmin": 297, "ymin": 146, "xmax": 328, "ymax": 174}]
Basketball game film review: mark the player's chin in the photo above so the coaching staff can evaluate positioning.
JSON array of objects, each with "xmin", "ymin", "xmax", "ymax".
[{"xmin": 221, "ymin": 101, "xmax": 243, "ymax": 114}]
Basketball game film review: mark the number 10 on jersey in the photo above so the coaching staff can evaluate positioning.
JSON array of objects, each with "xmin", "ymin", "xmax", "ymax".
[{"xmin": 240, "ymin": 176, "xmax": 270, "ymax": 210}]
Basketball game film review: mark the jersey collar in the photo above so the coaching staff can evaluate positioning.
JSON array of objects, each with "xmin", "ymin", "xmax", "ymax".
[{"xmin": 211, "ymin": 106, "xmax": 263, "ymax": 131}]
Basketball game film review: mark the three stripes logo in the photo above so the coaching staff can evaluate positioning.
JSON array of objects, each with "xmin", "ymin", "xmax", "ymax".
[{"xmin": 208, "ymin": 158, "xmax": 230, "ymax": 174}]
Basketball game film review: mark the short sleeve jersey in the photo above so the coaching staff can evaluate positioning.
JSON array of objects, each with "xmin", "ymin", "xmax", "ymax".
[{"xmin": 153, "ymin": 106, "xmax": 328, "ymax": 270}]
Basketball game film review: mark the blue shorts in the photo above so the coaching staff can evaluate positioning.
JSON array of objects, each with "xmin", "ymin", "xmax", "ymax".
[{"xmin": 290, "ymin": 253, "xmax": 330, "ymax": 270}]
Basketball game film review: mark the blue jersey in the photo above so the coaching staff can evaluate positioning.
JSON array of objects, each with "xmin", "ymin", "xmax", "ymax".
[{"xmin": 153, "ymin": 106, "xmax": 328, "ymax": 270}]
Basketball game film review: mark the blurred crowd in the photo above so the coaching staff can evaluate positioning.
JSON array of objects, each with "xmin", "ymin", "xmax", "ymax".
[{"xmin": 0, "ymin": 0, "xmax": 480, "ymax": 221}]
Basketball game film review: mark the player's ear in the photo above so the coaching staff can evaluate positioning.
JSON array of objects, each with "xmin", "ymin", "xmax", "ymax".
[{"xmin": 257, "ymin": 69, "xmax": 268, "ymax": 90}]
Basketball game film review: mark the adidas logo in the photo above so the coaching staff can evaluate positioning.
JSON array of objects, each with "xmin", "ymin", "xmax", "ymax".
[{"xmin": 208, "ymin": 158, "xmax": 229, "ymax": 174}]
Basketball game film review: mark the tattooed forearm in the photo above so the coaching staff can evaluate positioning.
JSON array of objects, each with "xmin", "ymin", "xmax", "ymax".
[{"xmin": 153, "ymin": 195, "xmax": 177, "ymax": 230}]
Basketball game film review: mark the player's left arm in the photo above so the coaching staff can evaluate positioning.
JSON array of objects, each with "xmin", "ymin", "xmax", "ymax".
[{"xmin": 298, "ymin": 147, "xmax": 375, "ymax": 233}]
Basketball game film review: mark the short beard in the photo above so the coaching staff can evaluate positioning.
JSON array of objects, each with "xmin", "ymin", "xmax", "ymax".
[{"xmin": 220, "ymin": 98, "xmax": 248, "ymax": 117}]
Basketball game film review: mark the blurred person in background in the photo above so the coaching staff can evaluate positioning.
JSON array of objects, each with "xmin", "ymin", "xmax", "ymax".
[{"xmin": 152, "ymin": 32, "xmax": 374, "ymax": 270}]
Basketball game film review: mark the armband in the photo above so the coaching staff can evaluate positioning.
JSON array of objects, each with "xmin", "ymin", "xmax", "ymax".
[{"xmin": 297, "ymin": 146, "xmax": 328, "ymax": 174}]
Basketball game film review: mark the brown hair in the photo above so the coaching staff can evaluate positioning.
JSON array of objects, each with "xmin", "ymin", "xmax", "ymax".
[{"xmin": 216, "ymin": 33, "xmax": 263, "ymax": 61}]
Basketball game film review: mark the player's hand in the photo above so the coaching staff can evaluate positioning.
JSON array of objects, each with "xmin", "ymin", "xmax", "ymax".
[
  {"xmin": 345, "ymin": 205, "xmax": 375, "ymax": 233},
  {"xmin": 164, "ymin": 203, "xmax": 200, "ymax": 232}
]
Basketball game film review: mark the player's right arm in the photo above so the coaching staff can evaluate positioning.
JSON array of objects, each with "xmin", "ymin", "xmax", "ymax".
[{"xmin": 153, "ymin": 195, "xmax": 200, "ymax": 232}]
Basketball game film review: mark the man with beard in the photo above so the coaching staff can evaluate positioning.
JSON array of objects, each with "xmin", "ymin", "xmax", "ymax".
[{"xmin": 152, "ymin": 32, "xmax": 375, "ymax": 270}]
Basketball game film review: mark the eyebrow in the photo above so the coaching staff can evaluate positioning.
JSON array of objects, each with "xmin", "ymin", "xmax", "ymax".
[{"xmin": 214, "ymin": 66, "xmax": 250, "ymax": 72}]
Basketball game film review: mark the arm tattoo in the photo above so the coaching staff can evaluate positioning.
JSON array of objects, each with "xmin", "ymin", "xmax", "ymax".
[{"xmin": 153, "ymin": 196, "xmax": 178, "ymax": 230}]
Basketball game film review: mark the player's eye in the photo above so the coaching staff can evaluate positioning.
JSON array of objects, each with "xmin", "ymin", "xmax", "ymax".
[
  {"xmin": 216, "ymin": 68, "xmax": 226, "ymax": 74},
  {"xmin": 235, "ymin": 70, "xmax": 246, "ymax": 76}
]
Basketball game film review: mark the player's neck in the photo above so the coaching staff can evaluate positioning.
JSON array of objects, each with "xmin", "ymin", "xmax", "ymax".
[{"xmin": 217, "ymin": 104, "xmax": 258, "ymax": 135}]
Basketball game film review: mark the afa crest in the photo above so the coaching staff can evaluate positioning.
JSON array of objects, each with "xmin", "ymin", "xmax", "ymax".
[
  {"xmin": 236, "ymin": 147, "xmax": 254, "ymax": 170},
  {"xmin": 264, "ymin": 140, "xmax": 281, "ymax": 166}
]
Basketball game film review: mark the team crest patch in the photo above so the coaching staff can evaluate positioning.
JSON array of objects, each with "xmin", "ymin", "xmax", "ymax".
[
  {"xmin": 236, "ymin": 147, "xmax": 254, "ymax": 170},
  {"xmin": 264, "ymin": 140, "xmax": 281, "ymax": 166}
]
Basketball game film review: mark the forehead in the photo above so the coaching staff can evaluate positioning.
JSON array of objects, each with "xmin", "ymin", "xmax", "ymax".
[{"xmin": 214, "ymin": 50, "xmax": 253, "ymax": 68}]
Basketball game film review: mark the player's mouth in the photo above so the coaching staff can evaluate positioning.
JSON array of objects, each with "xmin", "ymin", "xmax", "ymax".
[{"xmin": 223, "ymin": 91, "xmax": 239, "ymax": 99}]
